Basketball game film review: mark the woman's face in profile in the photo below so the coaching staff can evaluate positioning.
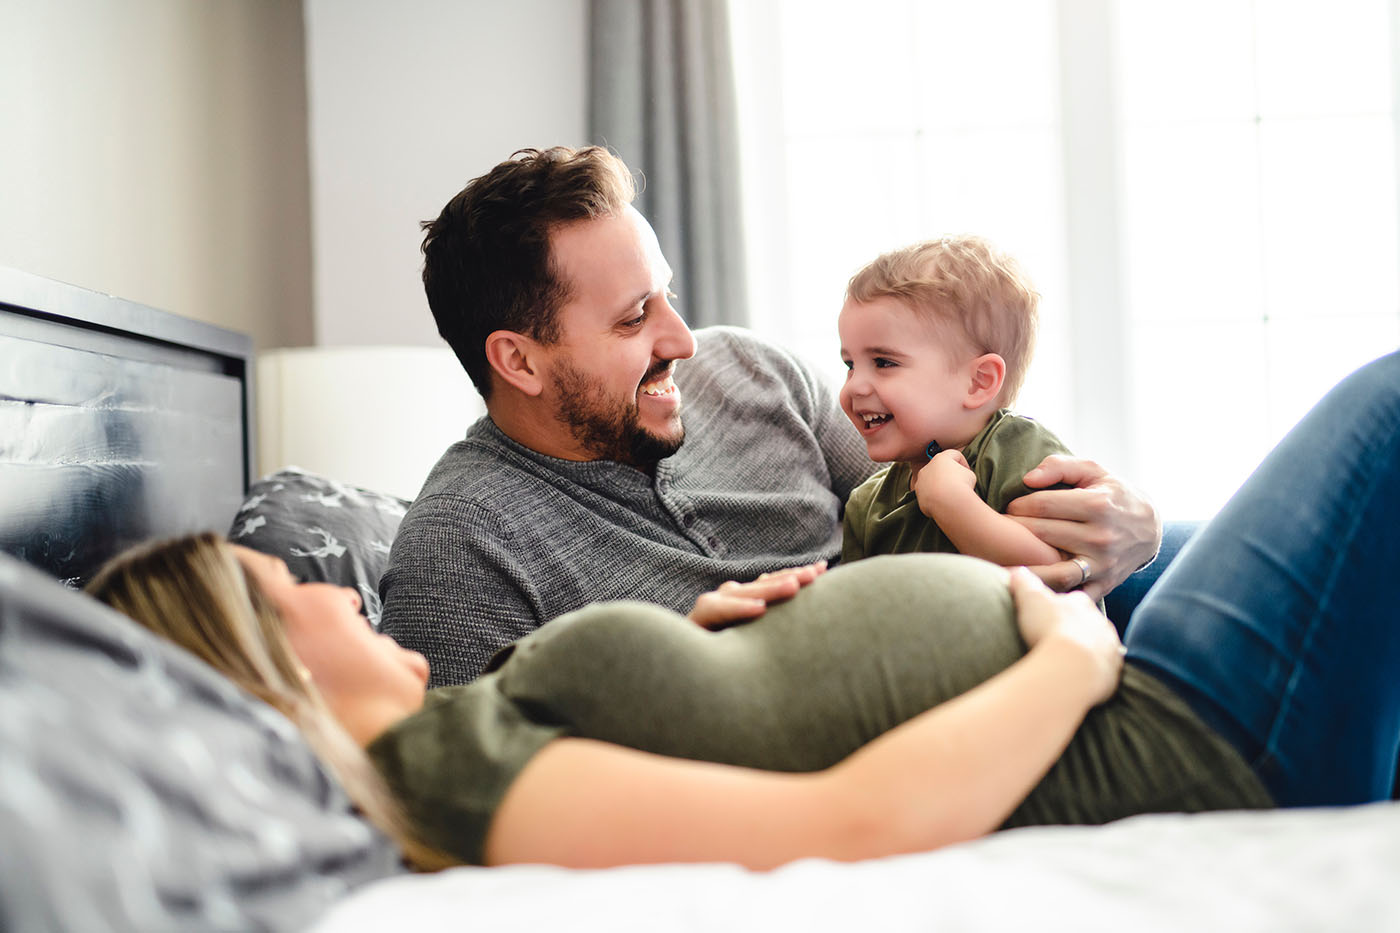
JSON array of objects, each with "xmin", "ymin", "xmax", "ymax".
[{"xmin": 234, "ymin": 547, "xmax": 430, "ymax": 717}]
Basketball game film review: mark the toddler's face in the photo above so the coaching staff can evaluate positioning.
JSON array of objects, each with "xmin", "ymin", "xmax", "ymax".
[{"xmin": 838, "ymin": 296, "xmax": 977, "ymax": 465}]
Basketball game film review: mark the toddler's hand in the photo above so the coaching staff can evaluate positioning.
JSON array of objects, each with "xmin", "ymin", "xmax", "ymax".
[{"xmin": 911, "ymin": 449, "xmax": 975, "ymax": 518}]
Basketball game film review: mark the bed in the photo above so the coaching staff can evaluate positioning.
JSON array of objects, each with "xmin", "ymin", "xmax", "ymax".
[{"xmin": 2, "ymin": 268, "xmax": 1398, "ymax": 931}]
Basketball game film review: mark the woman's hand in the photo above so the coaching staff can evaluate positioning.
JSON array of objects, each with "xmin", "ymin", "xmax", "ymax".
[
  {"xmin": 1009, "ymin": 567, "xmax": 1124, "ymax": 705},
  {"xmin": 1006, "ymin": 455, "xmax": 1162, "ymax": 601},
  {"xmin": 687, "ymin": 561, "xmax": 828, "ymax": 629}
]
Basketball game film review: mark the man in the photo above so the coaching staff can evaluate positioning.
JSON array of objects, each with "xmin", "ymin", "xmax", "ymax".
[{"xmin": 380, "ymin": 146, "xmax": 1159, "ymax": 686}]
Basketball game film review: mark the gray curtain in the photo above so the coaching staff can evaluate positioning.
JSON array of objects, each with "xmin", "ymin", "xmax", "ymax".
[{"xmin": 588, "ymin": 0, "xmax": 748, "ymax": 328}]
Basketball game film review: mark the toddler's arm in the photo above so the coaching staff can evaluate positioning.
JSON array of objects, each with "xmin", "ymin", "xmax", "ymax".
[{"xmin": 913, "ymin": 450, "xmax": 1061, "ymax": 566}]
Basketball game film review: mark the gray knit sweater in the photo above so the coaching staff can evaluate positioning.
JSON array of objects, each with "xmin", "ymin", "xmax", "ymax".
[{"xmin": 379, "ymin": 327, "xmax": 876, "ymax": 686}]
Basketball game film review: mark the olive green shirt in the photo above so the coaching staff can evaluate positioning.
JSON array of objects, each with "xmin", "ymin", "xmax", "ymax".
[
  {"xmin": 367, "ymin": 554, "xmax": 1270, "ymax": 865},
  {"xmin": 842, "ymin": 409, "xmax": 1072, "ymax": 564}
]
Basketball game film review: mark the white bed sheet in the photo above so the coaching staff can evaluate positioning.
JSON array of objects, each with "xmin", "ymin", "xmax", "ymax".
[{"xmin": 312, "ymin": 802, "xmax": 1400, "ymax": 931}]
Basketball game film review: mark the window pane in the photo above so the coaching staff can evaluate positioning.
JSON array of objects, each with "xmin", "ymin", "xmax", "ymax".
[
  {"xmin": 1255, "ymin": 0, "xmax": 1391, "ymax": 117},
  {"xmin": 779, "ymin": 0, "xmax": 916, "ymax": 133},
  {"xmin": 1258, "ymin": 117, "xmax": 1398, "ymax": 320},
  {"xmin": 782, "ymin": 134, "xmax": 925, "ymax": 380},
  {"xmin": 916, "ymin": 126, "xmax": 1071, "ymax": 431},
  {"xmin": 739, "ymin": 1, "xmax": 1400, "ymax": 522},
  {"xmin": 917, "ymin": 128, "xmax": 1064, "ymax": 267},
  {"xmin": 1116, "ymin": 0, "xmax": 1400, "ymax": 518},
  {"xmin": 1130, "ymin": 320, "xmax": 1271, "ymax": 519},
  {"xmin": 1266, "ymin": 316, "xmax": 1400, "ymax": 445},
  {"xmin": 1117, "ymin": 0, "xmax": 1256, "ymax": 123},
  {"xmin": 913, "ymin": 0, "xmax": 1059, "ymax": 128},
  {"xmin": 1121, "ymin": 123, "xmax": 1264, "ymax": 324}
]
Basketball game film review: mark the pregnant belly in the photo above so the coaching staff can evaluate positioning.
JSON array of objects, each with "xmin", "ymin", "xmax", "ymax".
[{"xmin": 493, "ymin": 553, "xmax": 1025, "ymax": 772}]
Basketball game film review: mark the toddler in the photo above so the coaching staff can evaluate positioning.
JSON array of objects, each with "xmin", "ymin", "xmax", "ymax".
[{"xmin": 839, "ymin": 235, "xmax": 1075, "ymax": 570}]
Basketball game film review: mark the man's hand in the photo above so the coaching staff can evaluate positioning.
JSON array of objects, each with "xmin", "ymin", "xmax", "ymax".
[
  {"xmin": 688, "ymin": 561, "xmax": 828, "ymax": 629},
  {"xmin": 910, "ymin": 449, "xmax": 976, "ymax": 519},
  {"xmin": 1006, "ymin": 455, "xmax": 1161, "ymax": 601}
]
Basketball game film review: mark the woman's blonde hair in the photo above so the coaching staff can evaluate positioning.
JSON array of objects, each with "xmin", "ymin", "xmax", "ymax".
[{"xmin": 85, "ymin": 532, "xmax": 454, "ymax": 870}]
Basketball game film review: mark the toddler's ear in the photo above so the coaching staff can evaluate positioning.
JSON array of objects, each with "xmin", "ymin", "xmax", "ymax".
[{"xmin": 964, "ymin": 353, "xmax": 1006, "ymax": 408}]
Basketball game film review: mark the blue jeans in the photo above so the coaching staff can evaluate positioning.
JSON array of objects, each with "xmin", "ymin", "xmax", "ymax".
[{"xmin": 1123, "ymin": 350, "xmax": 1400, "ymax": 807}]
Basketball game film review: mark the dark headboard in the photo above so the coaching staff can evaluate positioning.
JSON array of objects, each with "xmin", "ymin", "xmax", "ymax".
[{"xmin": 0, "ymin": 267, "xmax": 255, "ymax": 584}]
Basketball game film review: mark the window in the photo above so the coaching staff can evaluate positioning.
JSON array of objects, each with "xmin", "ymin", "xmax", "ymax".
[{"xmin": 732, "ymin": 0, "xmax": 1400, "ymax": 518}]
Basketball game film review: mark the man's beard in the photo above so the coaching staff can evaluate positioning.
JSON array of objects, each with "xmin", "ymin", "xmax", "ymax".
[{"xmin": 551, "ymin": 360, "xmax": 685, "ymax": 467}]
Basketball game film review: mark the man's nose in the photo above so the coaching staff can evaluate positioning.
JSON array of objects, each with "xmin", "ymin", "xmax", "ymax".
[{"xmin": 654, "ymin": 297, "xmax": 697, "ymax": 361}]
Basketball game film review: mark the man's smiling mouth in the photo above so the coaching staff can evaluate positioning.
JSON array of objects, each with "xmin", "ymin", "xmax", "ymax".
[{"xmin": 641, "ymin": 373, "xmax": 677, "ymax": 397}]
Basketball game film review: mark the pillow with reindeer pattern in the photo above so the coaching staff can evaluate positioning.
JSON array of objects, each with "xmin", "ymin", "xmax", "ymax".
[{"xmin": 228, "ymin": 467, "xmax": 409, "ymax": 628}]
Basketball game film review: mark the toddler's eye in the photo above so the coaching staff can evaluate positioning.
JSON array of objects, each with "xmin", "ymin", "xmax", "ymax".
[
  {"xmin": 841, "ymin": 359, "xmax": 853, "ymax": 370},
  {"xmin": 874, "ymin": 357, "xmax": 896, "ymax": 368}
]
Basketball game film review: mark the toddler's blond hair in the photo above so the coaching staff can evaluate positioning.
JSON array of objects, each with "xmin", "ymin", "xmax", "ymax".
[{"xmin": 847, "ymin": 235, "xmax": 1039, "ymax": 405}]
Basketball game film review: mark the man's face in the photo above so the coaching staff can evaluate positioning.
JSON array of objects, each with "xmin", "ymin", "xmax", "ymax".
[{"xmin": 540, "ymin": 206, "xmax": 697, "ymax": 467}]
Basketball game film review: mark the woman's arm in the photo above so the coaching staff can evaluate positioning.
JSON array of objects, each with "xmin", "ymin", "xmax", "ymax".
[{"xmin": 484, "ymin": 570, "xmax": 1121, "ymax": 870}]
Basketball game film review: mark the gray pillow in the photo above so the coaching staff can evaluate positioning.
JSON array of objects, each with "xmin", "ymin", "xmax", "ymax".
[
  {"xmin": 0, "ymin": 553, "xmax": 404, "ymax": 933},
  {"xmin": 229, "ymin": 467, "xmax": 409, "ymax": 628}
]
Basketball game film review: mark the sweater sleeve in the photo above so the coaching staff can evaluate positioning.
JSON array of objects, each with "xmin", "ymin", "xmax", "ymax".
[
  {"xmin": 379, "ymin": 495, "xmax": 546, "ymax": 687},
  {"xmin": 738, "ymin": 329, "xmax": 875, "ymax": 505},
  {"xmin": 812, "ymin": 368, "xmax": 879, "ymax": 505}
]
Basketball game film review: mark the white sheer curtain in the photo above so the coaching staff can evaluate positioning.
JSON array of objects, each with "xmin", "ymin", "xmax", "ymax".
[{"xmin": 731, "ymin": 0, "xmax": 1400, "ymax": 519}]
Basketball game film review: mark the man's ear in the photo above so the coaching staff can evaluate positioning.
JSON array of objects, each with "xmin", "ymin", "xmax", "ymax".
[
  {"xmin": 964, "ymin": 353, "xmax": 1006, "ymax": 408},
  {"xmin": 484, "ymin": 330, "xmax": 545, "ymax": 397}
]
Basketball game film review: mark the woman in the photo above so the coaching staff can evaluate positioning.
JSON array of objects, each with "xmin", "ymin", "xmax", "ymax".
[{"xmin": 89, "ymin": 350, "xmax": 1400, "ymax": 870}]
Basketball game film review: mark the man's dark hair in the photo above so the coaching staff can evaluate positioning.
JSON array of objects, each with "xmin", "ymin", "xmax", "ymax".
[{"xmin": 421, "ymin": 146, "xmax": 638, "ymax": 400}]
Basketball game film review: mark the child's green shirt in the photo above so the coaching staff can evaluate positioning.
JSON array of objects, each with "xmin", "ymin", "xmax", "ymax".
[{"xmin": 841, "ymin": 408, "xmax": 1072, "ymax": 564}]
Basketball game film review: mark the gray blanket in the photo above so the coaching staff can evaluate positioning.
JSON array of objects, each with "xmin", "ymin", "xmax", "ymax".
[{"xmin": 0, "ymin": 554, "xmax": 404, "ymax": 933}]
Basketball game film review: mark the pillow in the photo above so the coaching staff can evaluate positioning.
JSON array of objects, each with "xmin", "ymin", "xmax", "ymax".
[
  {"xmin": 0, "ymin": 552, "xmax": 404, "ymax": 931},
  {"xmin": 230, "ymin": 467, "xmax": 409, "ymax": 628}
]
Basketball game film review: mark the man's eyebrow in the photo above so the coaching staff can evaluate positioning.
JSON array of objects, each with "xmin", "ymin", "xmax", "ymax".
[{"xmin": 615, "ymin": 286, "xmax": 657, "ymax": 318}]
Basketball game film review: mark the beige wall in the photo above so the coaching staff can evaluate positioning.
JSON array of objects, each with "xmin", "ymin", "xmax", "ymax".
[
  {"xmin": 303, "ymin": 0, "xmax": 588, "ymax": 347},
  {"xmin": 0, "ymin": 0, "xmax": 590, "ymax": 354},
  {"xmin": 0, "ymin": 0, "xmax": 313, "ymax": 349}
]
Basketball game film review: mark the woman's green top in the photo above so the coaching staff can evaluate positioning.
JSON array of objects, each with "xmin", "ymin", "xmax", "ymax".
[{"xmin": 367, "ymin": 554, "xmax": 1271, "ymax": 865}]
